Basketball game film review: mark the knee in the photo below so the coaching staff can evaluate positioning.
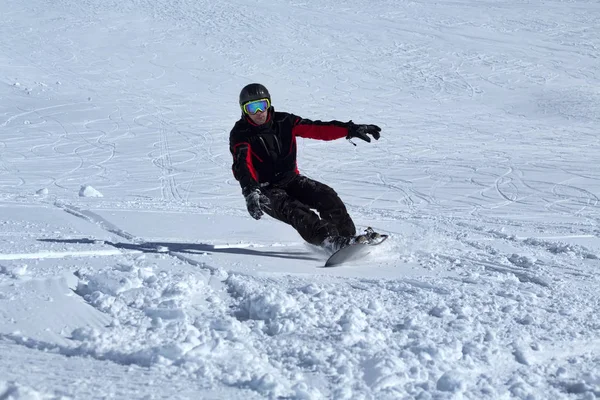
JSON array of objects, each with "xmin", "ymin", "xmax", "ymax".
[
  {"xmin": 319, "ymin": 189, "xmax": 345, "ymax": 209},
  {"xmin": 314, "ymin": 183, "xmax": 339, "ymax": 199}
]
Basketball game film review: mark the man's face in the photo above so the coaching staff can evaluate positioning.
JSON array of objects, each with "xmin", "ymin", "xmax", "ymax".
[
  {"xmin": 242, "ymin": 99, "xmax": 270, "ymax": 125},
  {"xmin": 248, "ymin": 109, "xmax": 268, "ymax": 125}
]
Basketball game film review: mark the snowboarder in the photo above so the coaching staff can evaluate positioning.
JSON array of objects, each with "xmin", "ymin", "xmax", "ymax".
[{"xmin": 229, "ymin": 83, "xmax": 381, "ymax": 252}]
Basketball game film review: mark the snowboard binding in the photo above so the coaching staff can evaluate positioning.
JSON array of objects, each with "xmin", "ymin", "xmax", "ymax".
[
  {"xmin": 323, "ymin": 227, "xmax": 389, "ymax": 267},
  {"xmin": 354, "ymin": 227, "xmax": 387, "ymax": 245},
  {"xmin": 321, "ymin": 227, "xmax": 388, "ymax": 254}
]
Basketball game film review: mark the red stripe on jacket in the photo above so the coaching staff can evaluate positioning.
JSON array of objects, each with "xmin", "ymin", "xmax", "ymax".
[{"xmin": 232, "ymin": 142, "xmax": 259, "ymax": 182}]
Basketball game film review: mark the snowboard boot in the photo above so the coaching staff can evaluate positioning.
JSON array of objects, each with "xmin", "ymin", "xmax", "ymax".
[
  {"xmin": 322, "ymin": 233, "xmax": 374, "ymax": 253},
  {"xmin": 322, "ymin": 228, "xmax": 385, "ymax": 253},
  {"xmin": 321, "ymin": 235, "xmax": 355, "ymax": 253}
]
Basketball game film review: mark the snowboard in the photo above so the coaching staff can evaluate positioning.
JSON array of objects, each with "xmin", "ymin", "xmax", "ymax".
[{"xmin": 324, "ymin": 234, "xmax": 388, "ymax": 267}]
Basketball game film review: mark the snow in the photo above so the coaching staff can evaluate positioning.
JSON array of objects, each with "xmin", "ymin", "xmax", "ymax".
[
  {"xmin": 1, "ymin": 0, "xmax": 599, "ymax": 398},
  {"xmin": 79, "ymin": 185, "xmax": 103, "ymax": 198}
]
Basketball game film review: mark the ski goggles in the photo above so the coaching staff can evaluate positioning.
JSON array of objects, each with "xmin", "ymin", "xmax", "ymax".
[{"xmin": 242, "ymin": 98, "xmax": 270, "ymax": 115}]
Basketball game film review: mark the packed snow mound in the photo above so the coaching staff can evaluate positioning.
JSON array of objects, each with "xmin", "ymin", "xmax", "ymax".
[{"xmin": 79, "ymin": 185, "xmax": 103, "ymax": 198}]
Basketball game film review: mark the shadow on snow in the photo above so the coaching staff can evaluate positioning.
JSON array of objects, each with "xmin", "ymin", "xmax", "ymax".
[{"xmin": 38, "ymin": 238, "xmax": 322, "ymax": 262}]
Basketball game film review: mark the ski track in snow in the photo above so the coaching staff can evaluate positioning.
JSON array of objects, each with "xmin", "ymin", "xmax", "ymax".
[{"xmin": 1, "ymin": 0, "xmax": 600, "ymax": 398}]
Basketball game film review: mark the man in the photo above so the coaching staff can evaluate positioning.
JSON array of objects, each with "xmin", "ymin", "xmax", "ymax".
[{"xmin": 229, "ymin": 83, "xmax": 381, "ymax": 253}]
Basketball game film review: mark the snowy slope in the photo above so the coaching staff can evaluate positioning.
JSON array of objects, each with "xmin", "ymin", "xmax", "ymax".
[{"xmin": 1, "ymin": 0, "xmax": 599, "ymax": 398}]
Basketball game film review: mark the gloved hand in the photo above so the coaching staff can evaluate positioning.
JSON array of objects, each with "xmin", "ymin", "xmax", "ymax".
[
  {"xmin": 347, "ymin": 122, "xmax": 381, "ymax": 143},
  {"xmin": 244, "ymin": 188, "xmax": 269, "ymax": 220}
]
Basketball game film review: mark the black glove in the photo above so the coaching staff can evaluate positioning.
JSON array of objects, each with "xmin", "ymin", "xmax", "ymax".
[
  {"xmin": 243, "ymin": 188, "xmax": 270, "ymax": 220},
  {"xmin": 347, "ymin": 123, "xmax": 381, "ymax": 143}
]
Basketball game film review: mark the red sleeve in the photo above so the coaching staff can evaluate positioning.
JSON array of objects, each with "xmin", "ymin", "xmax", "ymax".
[
  {"xmin": 231, "ymin": 142, "xmax": 260, "ymax": 191},
  {"xmin": 291, "ymin": 117, "xmax": 349, "ymax": 141}
]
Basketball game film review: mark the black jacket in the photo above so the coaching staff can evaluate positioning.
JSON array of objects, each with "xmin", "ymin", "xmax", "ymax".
[{"xmin": 229, "ymin": 108, "xmax": 351, "ymax": 194}]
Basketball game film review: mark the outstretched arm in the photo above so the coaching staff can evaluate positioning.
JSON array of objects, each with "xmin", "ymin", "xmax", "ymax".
[
  {"xmin": 292, "ymin": 116, "xmax": 381, "ymax": 142},
  {"xmin": 292, "ymin": 117, "xmax": 349, "ymax": 141}
]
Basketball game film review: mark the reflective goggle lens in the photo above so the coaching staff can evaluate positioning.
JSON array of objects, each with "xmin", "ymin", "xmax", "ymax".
[{"xmin": 243, "ymin": 99, "xmax": 270, "ymax": 115}]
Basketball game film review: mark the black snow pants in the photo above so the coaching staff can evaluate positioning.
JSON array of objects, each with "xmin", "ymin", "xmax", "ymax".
[{"xmin": 260, "ymin": 175, "xmax": 356, "ymax": 246}]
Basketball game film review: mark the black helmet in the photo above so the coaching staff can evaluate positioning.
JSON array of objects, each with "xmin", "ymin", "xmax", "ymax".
[{"xmin": 239, "ymin": 83, "xmax": 271, "ymax": 106}]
